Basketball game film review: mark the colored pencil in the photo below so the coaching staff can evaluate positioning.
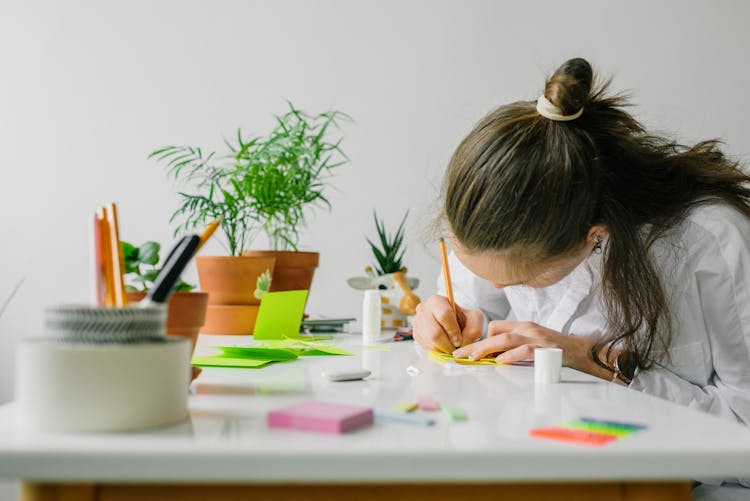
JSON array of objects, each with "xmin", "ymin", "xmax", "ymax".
[
  {"xmin": 196, "ymin": 217, "xmax": 222, "ymax": 253},
  {"xmin": 439, "ymin": 238, "xmax": 456, "ymax": 314},
  {"xmin": 98, "ymin": 207, "xmax": 116, "ymax": 307},
  {"xmin": 106, "ymin": 203, "xmax": 127, "ymax": 306},
  {"xmin": 91, "ymin": 212, "xmax": 106, "ymax": 306}
]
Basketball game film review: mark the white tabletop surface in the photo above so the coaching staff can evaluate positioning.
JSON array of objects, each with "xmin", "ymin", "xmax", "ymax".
[{"xmin": 1, "ymin": 332, "xmax": 750, "ymax": 484}]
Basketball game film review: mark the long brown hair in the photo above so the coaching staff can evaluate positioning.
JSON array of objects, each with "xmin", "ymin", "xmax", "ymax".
[{"xmin": 443, "ymin": 57, "xmax": 750, "ymax": 372}]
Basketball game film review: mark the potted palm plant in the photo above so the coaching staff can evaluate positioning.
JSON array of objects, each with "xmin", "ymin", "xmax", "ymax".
[
  {"xmin": 151, "ymin": 102, "xmax": 349, "ymax": 334},
  {"xmin": 239, "ymin": 104, "xmax": 350, "ymax": 292}
]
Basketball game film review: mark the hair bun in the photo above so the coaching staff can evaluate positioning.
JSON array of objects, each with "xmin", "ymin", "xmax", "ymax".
[{"xmin": 544, "ymin": 58, "xmax": 593, "ymax": 115}]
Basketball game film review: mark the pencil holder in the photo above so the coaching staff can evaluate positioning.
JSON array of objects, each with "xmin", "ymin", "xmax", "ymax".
[
  {"xmin": 45, "ymin": 304, "xmax": 167, "ymax": 344},
  {"xmin": 16, "ymin": 337, "xmax": 191, "ymax": 432}
]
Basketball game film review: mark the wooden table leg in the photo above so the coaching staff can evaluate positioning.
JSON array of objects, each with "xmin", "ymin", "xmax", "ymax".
[
  {"xmin": 20, "ymin": 482, "xmax": 692, "ymax": 501},
  {"xmin": 19, "ymin": 483, "xmax": 95, "ymax": 501}
]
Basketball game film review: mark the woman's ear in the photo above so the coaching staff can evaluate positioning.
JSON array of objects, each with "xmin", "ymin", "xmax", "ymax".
[{"xmin": 587, "ymin": 224, "xmax": 607, "ymax": 242}]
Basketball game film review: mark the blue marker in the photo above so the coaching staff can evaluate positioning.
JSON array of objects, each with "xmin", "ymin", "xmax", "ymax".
[{"xmin": 375, "ymin": 410, "xmax": 436, "ymax": 427}]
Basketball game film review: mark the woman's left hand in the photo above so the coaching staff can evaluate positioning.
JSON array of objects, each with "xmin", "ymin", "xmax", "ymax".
[{"xmin": 451, "ymin": 320, "xmax": 597, "ymax": 374}]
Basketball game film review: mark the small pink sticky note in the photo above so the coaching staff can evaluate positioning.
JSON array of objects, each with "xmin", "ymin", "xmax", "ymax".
[
  {"xmin": 268, "ymin": 401, "xmax": 374, "ymax": 434},
  {"xmin": 417, "ymin": 396, "xmax": 440, "ymax": 412}
]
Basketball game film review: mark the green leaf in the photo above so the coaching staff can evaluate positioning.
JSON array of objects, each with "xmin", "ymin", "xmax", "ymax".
[
  {"xmin": 143, "ymin": 269, "xmax": 161, "ymax": 282},
  {"xmin": 120, "ymin": 241, "xmax": 138, "ymax": 262},
  {"xmin": 173, "ymin": 280, "xmax": 196, "ymax": 292},
  {"xmin": 139, "ymin": 241, "xmax": 160, "ymax": 266}
]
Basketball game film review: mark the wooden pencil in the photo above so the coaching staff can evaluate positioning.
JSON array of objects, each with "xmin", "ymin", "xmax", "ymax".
[
  {"xmin": 98, "ymin": 207, "xmax": 116, "ymax": 307},
  {"xmin": 106, "ymin": 203, "xmax": 128, "ymax": 307},
  {"xmin": 196, "ymin": 217, "xmax": 223, "ymax": 252},
  {"xmin": 439, "ymin": 238, "xmax": 456, "ymax": 314}
]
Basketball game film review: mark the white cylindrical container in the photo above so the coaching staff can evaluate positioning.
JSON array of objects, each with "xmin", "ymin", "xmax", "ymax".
[
  {"xmin": 361, "ymin": 290, "xmax": 382, "ymax": 343},
  {"xmin": 16, "ymin": 337, "xmax": 191, "ymax": 432},
  {"xmin": 534, "ymin": 347, "xmax": 562, "ymax": 384}
]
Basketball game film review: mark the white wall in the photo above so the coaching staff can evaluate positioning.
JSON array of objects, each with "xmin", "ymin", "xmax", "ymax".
[
  {"xmin": 1, "ymin": 0, "xmax": 749, "ymax": 416},
  {"xmin": 1, "ymin": 0, "xmax": 748, "ymax": 496}
]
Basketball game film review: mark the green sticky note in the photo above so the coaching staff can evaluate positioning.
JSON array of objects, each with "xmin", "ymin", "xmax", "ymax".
[
  {"xmin": 299, "ymin": 344, "xmax": 354, "ymax": 356},
  {"xmin": 441, "ymin": 404, "xmax": 469, "ymax": 421},
  {"xmin": 565, "ymin": 421, "xmax": 635, "ymax": 438},
  {"xmin": 252, "ymin": 290, "xmax": 309, "ymax": 340},
  {"xmin": 298, "ymin": 335, "xmax": 334, "ymax": 342},
  {"xmin": 191, "ymin": 356, "xmax": 276, "ymax": 368},
  {"xmin": 218, "ymin": 346, "xmax": 300, "ymax": 361}
]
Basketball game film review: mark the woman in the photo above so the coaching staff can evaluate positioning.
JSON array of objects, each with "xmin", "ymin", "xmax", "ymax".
[{"xmin": 414, "ymin": 57, "xmax": 750, "ymax": 427}]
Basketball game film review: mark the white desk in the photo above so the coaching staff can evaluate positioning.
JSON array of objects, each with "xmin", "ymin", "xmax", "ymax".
[{"xmin": 2, "ymin": 333, "xmax": 750, "ymax": 501}]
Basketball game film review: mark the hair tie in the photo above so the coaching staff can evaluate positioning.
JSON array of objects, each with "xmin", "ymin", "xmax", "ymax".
[{"xmin": 536, "ymin": 95, "xmax": 583, "ymax": 122}]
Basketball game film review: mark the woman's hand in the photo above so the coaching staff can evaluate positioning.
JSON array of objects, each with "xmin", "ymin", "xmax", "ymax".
[
  {"xmin": 451, "ymin": 320, "xmax": 604, "ymax": 376},
  {"xmin": 413, "ymin": 295, "xmax": 484, "ymax": 353}
]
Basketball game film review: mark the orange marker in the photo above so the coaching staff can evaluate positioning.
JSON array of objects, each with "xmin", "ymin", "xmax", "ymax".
[
  {"xmin": 98, "ymin": 207, "xmax": 116, "ymax": 307},
  {"xmin": 196, "ymin": 217, "xmax": 223, "ymax": 253},
  {"xmin": 439, "ymin": 238, "xmax": 456, "ymax": 315}
]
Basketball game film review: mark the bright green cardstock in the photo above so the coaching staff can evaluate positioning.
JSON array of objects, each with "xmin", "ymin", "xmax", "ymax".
[
  {"xmin": 191, "ymin": 356, "xmax": 276, "ymax": 368},
  {"xmin": 218, "ymin": 346, "xmax": 300, "ymax": 361},
  {"xmin": 252, "ymin": 290, "xmax": 309, "ymax": 340}
]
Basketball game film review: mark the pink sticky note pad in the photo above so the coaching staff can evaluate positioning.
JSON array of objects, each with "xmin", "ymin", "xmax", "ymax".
[
  {"xmin": 417, "ymin": 396, "xmax": 440, "ymax": 411},
  {"xmin": 268, "ymin": 401, "xmax": 374, "ymax": 434}
]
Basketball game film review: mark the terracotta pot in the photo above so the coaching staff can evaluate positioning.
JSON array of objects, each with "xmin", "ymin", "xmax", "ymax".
[
  {"xmin": 195, "ymin": 256, "xmax": 276, "ymax": 305},
  {"xmin": 201, "ymin": 304, "xmax": 260, "ymax": 335},
  {"xmin": 242, "ymin": 250, "xmax": 319, "ymax": 292},
  {"xmin": 126, "ymin": 291, "xmax": 209, "ymax": 354}
]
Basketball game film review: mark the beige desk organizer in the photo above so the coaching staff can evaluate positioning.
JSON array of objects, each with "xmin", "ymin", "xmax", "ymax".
[{"xmin": 15, "ymin": 305, "xmax": 191, "ymax": 432}]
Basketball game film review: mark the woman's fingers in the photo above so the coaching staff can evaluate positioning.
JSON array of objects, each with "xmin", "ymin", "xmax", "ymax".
[
  {"xmin": 413, "ymin": 296, "xmax": 459, "ymax": 353},
  {"xmin": 425, "ymin": 295, "xmax": 463, "ymax": 347},
  {"xmin": 452, "ymin": 334, "xmax": 525, "ymax": 360},
  {"xmin": 495, "ymin": 344, "xmax": 538, "ymax": 363},
  {"xmin": 460, "ymin": 308, "xmax": 484, "ymax": 346}
]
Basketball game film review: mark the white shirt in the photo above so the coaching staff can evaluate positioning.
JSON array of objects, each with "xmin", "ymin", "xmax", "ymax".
[{"xmin": 439, "ymin": 203, "xmax": 750, "ymax": 426}]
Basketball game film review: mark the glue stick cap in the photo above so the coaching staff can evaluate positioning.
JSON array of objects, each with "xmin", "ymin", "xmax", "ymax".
[
  {"xmin": 361, "ymin": 290, "xmax": 381, "ymax": 341},
  {"xmin": 534, "ymin": 347, "xmax": 562, "ymax": 384}
]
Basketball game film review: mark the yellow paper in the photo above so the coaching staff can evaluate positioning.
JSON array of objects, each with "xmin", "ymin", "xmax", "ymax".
[
  {"xmin": 252, "ymin": 290, "xmax": 309, "ymax": 340},
  {"xmin": 428, "ymin": 350, "xmax": 506, "ymax": 366}
]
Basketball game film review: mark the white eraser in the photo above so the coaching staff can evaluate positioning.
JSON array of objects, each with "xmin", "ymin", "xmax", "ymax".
[
  {"xmin": 324, "ymin": 369, "xmax": 372, "ymax": 382},
  {"xmin": 534, "ymin": 347, "xmax": 562, "ymax": 384}
]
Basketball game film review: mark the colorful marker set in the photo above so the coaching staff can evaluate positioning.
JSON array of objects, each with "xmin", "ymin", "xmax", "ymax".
[
  {"xmin": 387, "ymin": 397, "xmax": 469, "ymax": 424},
  {"xmin": 90, "ymin": 208, "xmax": 222, "ymax": 308},
  {"xmin": 530, "ymin": 418, "xmax": 646, "ymax": 447},
  {"xmin": 91, "ymin": 203, "xmax": 128, "ymax": 307}
]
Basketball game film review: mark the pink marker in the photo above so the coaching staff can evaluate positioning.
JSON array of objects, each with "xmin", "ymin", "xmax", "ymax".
[{"xmin": 417, "ymin": 396, "xmax": 440, "ymax": 412}]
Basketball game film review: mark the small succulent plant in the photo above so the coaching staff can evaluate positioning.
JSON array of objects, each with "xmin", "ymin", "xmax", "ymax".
[
  {"xmin": 253, "ymin": 270, "xmax": 272, "ymax": 300},
  {"xmin": 367, "ymin": 211, "xmax": 408, "ymax": 276}
]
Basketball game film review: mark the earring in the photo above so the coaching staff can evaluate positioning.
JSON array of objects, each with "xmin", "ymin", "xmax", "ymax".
[{"xmin": 593, "ymin": 235, "xmax": 603, "ymax": 254}]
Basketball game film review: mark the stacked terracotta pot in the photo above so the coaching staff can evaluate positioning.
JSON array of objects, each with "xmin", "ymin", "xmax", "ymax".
[{"xmin": 195, "ymin": 256, "xmax": 276, "ymax": 335}]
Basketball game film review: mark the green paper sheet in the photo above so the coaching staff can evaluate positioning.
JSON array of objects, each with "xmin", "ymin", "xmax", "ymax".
[
  {"xmin": 362, "ymin": 344, "xmax": 391, "ymax": 351},
  {"xmin": 299, "ymin": 345, "xmax": 354, "ymax": 356},
  {"xmin": 218, "ymin": 346, "xmax": 300, "ymax": 361},
  {"xmin": 191, "ymin": 356, "xmax": 276, "ymax": 368},
  {"xmin": 253, "ymin": 290, "xmax": 309, "ymax": 340}
]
